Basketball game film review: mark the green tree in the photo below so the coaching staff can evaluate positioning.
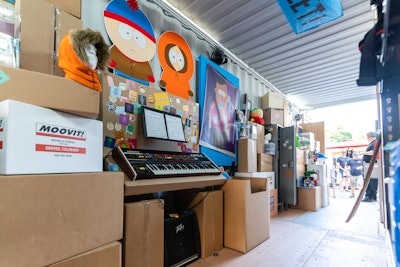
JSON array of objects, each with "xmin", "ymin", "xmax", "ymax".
[{"xmin": 327, "ymin": 126, "xmax": 352, "ymax": 143}]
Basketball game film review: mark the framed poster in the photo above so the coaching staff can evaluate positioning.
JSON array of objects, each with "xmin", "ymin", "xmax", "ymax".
[{"xmin": 198, "ymin": 55, "xmax": 239, "ymax": 167}]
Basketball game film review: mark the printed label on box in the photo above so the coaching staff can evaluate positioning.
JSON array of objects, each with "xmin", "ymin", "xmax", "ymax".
[
  {"xmin": 34, "ymin": 123, "xmax": 88, "ymax": 156},
  {"xmin": 36, "ymin": 123, "xmax": 87, "ymax": 140}
]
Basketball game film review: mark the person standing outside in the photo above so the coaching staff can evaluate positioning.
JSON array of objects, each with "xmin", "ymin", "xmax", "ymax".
[
  {"xmin": 361, "ymin": 131, "xmax": 379, "ymax": 202},
  {"xmin": 346, "ymin": 152, "xmax": 363, "ymax": 198},
  {"xmin": 336, "ymin": 150, "xmax": 350, "ymax": 191}
]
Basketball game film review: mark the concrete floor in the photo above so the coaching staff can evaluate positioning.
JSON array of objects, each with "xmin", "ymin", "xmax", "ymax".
[{"xmin": 189, "ymin": 187, "xmax": 391, "ymax": 267}]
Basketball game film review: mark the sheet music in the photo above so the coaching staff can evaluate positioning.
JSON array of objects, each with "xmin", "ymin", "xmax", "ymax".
[
  {"xmin": 144, "ymin": 109, "xmax": 168, "ymax": 139},
  {"xmin": 165, "ymin": 114, "xmax": 186, "ymax": 142}
]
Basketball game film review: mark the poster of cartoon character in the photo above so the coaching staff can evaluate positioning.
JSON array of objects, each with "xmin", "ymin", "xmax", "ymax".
[
  {"xmin": 200, "ymin": 64, "xmax": 239, "ymax": 157},
  {"xmin": 157, "ymin": 31, "xmax": 194, "ymax": 100},
  {"xmin": 104, "ymin": 0, "xmax": 156, "ymax": 85}
]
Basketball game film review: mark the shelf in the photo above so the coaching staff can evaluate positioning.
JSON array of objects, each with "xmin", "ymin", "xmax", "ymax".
[{"xmin": 124, "ymin": 174, "xmax": 227, "ymax": 196}]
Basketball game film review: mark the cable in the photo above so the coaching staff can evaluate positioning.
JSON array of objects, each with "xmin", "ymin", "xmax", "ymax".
[{"xmin": 186, "ymin": 191, "xmax": 210, "ymax": 211}]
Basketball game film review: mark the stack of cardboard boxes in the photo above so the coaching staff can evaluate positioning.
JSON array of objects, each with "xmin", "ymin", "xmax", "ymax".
[
  {"xmin": 228, "ymin": 118, "xmax": 272, "ymax": 252},
  {"xmin": 15, "ymin": 0, "xmax": 82, "ymax": 76},
  {"xmin": 261, "ymin": 91, "xmax": 286, "ymax": 126},
  {"xmin": 293, "ymin": 125, "xmax": 327, "ymax": 212},
  {"xmin": 0, "ymin": 1, "xmax": 124, "ymax": 266}
]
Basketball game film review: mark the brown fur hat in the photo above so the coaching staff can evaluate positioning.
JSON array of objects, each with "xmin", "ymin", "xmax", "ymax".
[{"xmin": 70, "ymin": 28, "xmax": 110, "ymax": 71}]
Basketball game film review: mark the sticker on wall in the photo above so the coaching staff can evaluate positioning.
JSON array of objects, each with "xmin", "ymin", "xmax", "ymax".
[
  {"xmin": 126, "ymin": 79, "xmax": 136, "ymax": 91},
  {"xmin": 127, "ymin": 138, "xmax": 137, "ymax": 148},
  {"xmin": 147, "ymin": 94, "xmax": 155, "ymax": 104},
  {"xmin": 138, "ymin": 95, "xmax": 147, "ymax": 106},
  {"xmin": 114, "ymin": 130, "xmax": 124, "ymax": 142},
  {"xmin": 105, "ymin": 101, "xmax": 117, "ymax": 113},
  {"xmin": 104, "ymin": 136, "xmax": 116, "ymax": 148},
  {"xmin": 157, "ymin": 31, "xmax": 194, "ymax": 100},
  {"xmin": 106, "ymin": 122, "xmax": 115, "ymax": 131},
  {"xmin": 185, "ymin": 117, "xmax": 191, "ymax": 127},
  {"xmin": 107, "ymin": 75, "xmax": 115, "ymax": 87},
  {"xmin": 118, "ymin": 82, "xmax": 127, "ymax": 90},
  {"xmin": 119, "ymin": 96, "xmax": 129, "ymax": 103},
  {"xmin": 109, "ymin": 95, "xmax": 118, "ymax": 103},
  {"xmin": 115, "ymin": 106, "xmax": 126, "ymax": 115},
  {"xmin": 154, "ymin": 92, "xmax": 170, "ymax": 110},
  {"xmin": 138, "ymin": 85, "xmax": 146, "ymax": 94},
  {"xmin": 126, "ymin": 124, "xmax": 134, "ymax": 135},
  {"xmin": 115, "ymin": 122, "xmax": 122, "ymax": 131},
  {"xmin": 104, "ymin": 0, "xmax": 156, "ymax": 85},
  {"xmin": 119, "ymin": 141, "xmax": 133, "ymax": 149},
  {"xmin": 119, "ymin": 114, "xmax": 130, "ymax": 125},
  {"xmin": 110, "ymin": 85, "xmax": 122, "ymax": 98},
  {"xmin": 128, "ymin": 90, "xmax": 138, "ymax": 102},
  {"xmin": 125, "ymin": 103, "xmax": 134, "ymax": 114},
  {"xmin": 0, "ymin": 70, "xmax": 10, "ymax": 84}
]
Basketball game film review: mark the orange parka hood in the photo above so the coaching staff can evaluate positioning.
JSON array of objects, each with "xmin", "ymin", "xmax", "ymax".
[{"xmin": 58, "ymin": 29, "xmax": 110, "ymax": 92}]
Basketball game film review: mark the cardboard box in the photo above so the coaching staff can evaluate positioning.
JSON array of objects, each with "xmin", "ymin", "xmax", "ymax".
[
  {"xmin": 254, "ymin": 123, "xmax": 265, "ymax": 154},
  {"xmin": 263, "ymin": 108, "xmax": 284, "ymax": 125},
  {"xmin": 0, "ymin": 172, "xmax": 124, "ymax": 267},
  {"xmin": 222, "ymin": 177, "xmax": 270, "ymax": 253},
  {"xmin": 46, "ymin": 0, "xmax": 81, "ymax": 18},
  {"xmin": 257, "ymin": 153, "xmax": 274, "ymax": 172},
  {"xmin": 124, "ymin": 199, "xmax": 164, "ymax": 267},
  {"xmin": 297, "ymin": 186, "xmax": 322, "ymax": 212},
  {"xmin": 53, "ymin": 9, "xmax": 84, "ymax": 76},
  {"xmin": 234, "ymin": 171, "xmax": 275, "ymax": 190},
  {"xmin": 261, "ymin": 91, "xmax": 284, "ymax": 109},
  {"xmin": 300, "ymin": 121, "xmax": 325, "ymax": 154},
  {"xmin": 283, "ymin": 100, "xmax": 290, "ymax": 126},
  {"xmin": 0, "ymin": 66, "xmax": 100, "ymax": 118},
  {"xmin": 48, "ymin": 242, "xmax": 121, "ymax": 267},
  {"xmin": 296, "ymin": 148, "xmax": 305, "ymax": 164},
  {"xmin": 296, "ymin": 163, "xmax": 306, "ymax": 179},
  {"xmin": 175, "ymin": 190, "xmax": 223, "ymax": 258},
  {"xmin": 237, "ymin": 139, "xmax": 257, "ymax": 172},
  {"xmin": 0, "ymin": 100, "xmax": 103, "ymax": 174},
  {"xmin": 15, "ymin": 0, "xmax": 82, "ymax": 75},
  {"xmin": 270, "ymin": 188, "xmax": 278, "ymax": 217}
]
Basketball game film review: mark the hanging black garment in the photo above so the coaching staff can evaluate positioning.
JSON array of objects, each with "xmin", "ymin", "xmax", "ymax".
[{"xmin": 356, "ymin": 13, "xmax": 383, "ymax": 86}]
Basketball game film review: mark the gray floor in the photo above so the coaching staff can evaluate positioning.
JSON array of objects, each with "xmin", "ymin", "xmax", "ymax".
[{"xmin": 190, "ymin": 187, "xmax": 391, "ymax": 267}]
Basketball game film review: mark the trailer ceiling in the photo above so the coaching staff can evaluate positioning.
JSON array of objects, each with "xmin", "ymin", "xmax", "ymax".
[{"xmin": 164, "ymin": 0, "xmax": 378, "ymax": 109}]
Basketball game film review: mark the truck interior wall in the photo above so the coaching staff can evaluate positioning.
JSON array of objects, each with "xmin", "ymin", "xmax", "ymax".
[{"xmin": 81, "ymin": 0, "xmax": 275, "ymax": 109}]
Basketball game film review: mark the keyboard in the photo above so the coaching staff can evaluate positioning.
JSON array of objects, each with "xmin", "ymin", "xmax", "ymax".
[{"xmin": 111, "ymin": 147, "xmax": 222, "ymax": 180}]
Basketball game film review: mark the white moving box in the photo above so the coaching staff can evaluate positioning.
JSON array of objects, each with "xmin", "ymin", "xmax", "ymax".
[{"xmin": 0, "ymin": 100, "xmax": 103, "ymax": 174}]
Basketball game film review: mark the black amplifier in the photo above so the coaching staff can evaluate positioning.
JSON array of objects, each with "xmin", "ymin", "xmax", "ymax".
[{"xmin": 164, "ymin": 212, "xmax": 200, "ymax": 267}]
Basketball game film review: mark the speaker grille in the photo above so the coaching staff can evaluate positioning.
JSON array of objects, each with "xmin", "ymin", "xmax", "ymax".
[{"xmin": 164, "ymin": 212, "xmax": 200, "ymax": 267}]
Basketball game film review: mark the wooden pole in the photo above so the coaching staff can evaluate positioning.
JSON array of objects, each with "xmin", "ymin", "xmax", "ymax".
[{"xmin": 345, "ymin": 132, "xmax": 382, "ymax": 223}]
